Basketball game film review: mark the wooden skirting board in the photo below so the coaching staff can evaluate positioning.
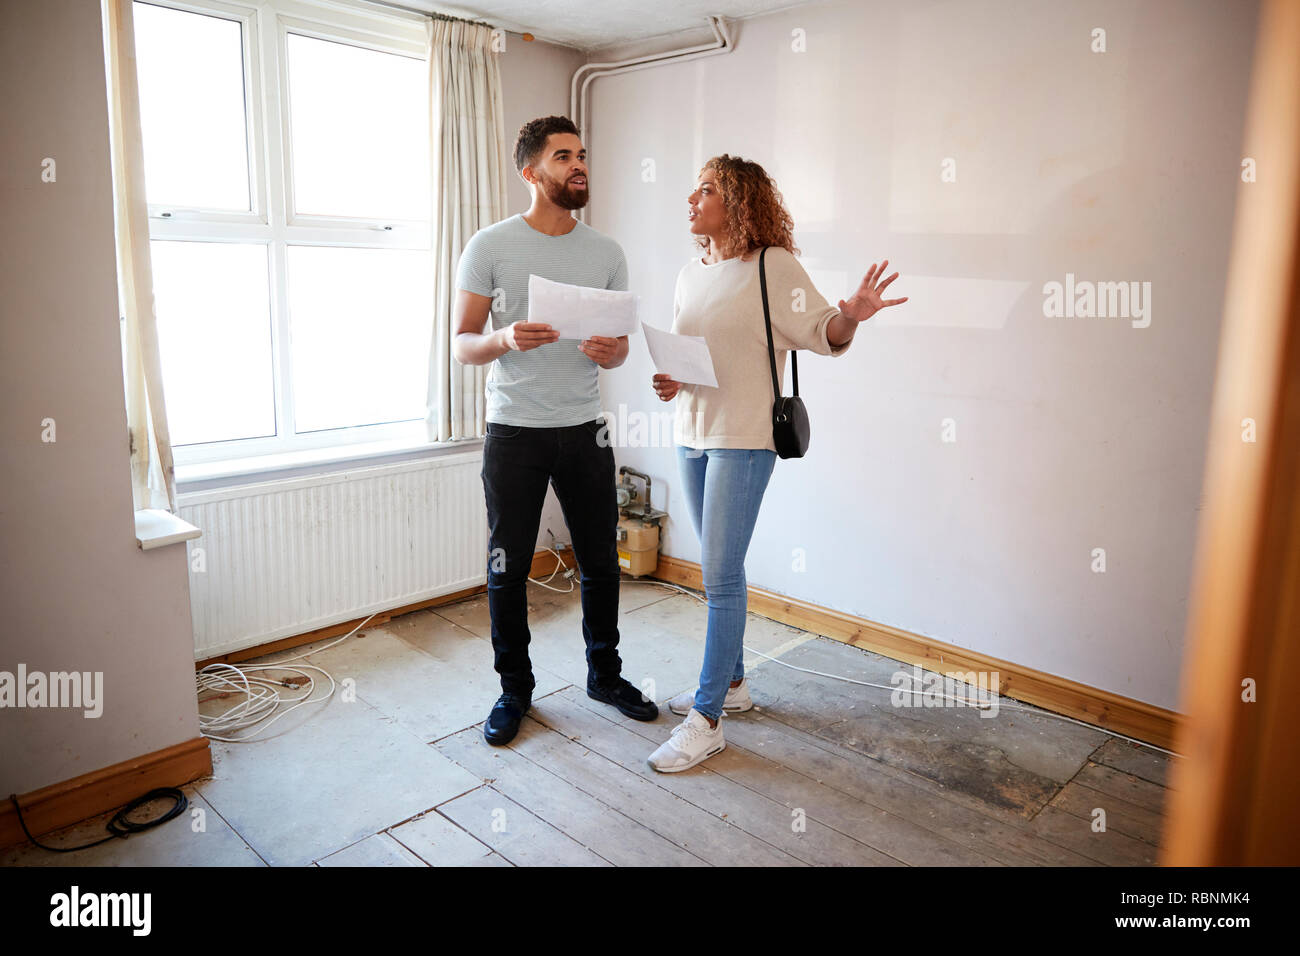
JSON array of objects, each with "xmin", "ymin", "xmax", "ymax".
[
  {"xmin": 0, "ymin": 737, "xmax": 212, "ymax": 852},
  {"xmin": 650, "ymin": 554, "xmax": 1181, "ymax": 752}
]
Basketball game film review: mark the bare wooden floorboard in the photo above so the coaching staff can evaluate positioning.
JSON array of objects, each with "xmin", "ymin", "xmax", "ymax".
[
  {"xmin": 509, "ymin": 711, "xmax": 806, "ymax": 867},
  {"xmin": 736, "ymin": 705, "xmax": 1054, "ymax": 824},
  {"xmin": 436, "ymin": 785, "xmax": 611, "ymax": 867},
  {"xmin": 1025, "ymin": 805, "xmax": 1159, "ymax": 866},
  {"xmin": 1047, "ymin": 781, "xmax": 1164, "ymax": 847},
  {"xmin": 1075, "ymin": 762, "xmax": 1170, "ymax": 815},
  {"xmin": 435, "ymin": 724, "xmax": 708, "ymax": 866},
  {"xmin": 530, "ymin": 691, "xmax": 901, "ymax": 866},
  {"xmin": 1090, "ymin": 737, "xmax": 1177, "ymax": 788},
  {"xmin": 743, "ymin": 639, "xmax": 1100, "ymax": 818},
  {"xmin": 717, "ymin": 707, "xmax": 1102, "ymax": 866},
  {"xmin": 555, "ymin": 686, "xmax": 999, "ymax": 866}
]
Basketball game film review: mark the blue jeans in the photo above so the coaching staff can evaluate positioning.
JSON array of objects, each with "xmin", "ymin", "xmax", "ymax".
[{"xmin": 676, "ymin": 446, "xmax": 777, "ymax": 720}]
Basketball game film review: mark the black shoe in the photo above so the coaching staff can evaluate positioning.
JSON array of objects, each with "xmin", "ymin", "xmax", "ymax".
[
  {"xmin": 587, "ymin": 675, "xmax": 659, "ymax": 721},
  {"xmin": 484, "ymin": 692, "xmax": 530, "ymax": 746}
]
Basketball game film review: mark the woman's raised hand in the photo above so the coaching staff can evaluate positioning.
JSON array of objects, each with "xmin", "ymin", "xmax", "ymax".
[
  {"xmin": 839, "ymin": 259, "xmax": 908, "ymax": 324},
  {"xmin": 652, "ymin": 373, "xmax": 681, "ymax": 402}
]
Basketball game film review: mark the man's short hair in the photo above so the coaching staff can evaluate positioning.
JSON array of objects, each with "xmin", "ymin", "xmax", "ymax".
[{"xmin": 514, "ymin": 115, "xmax": 580, "ymax": 173}]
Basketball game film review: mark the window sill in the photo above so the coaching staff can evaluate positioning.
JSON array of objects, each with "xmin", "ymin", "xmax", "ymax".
[
  {"xmin": 135, "ymin": 509, "xmax": 201, "ymax": 551},
  {"xmin": 174, "ymin": 434, "xmax": 484, "ymax": 492}
]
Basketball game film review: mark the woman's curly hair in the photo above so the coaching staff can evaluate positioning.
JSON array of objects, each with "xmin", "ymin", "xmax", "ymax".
[{"xmin": 696, "ymin": 154, "xmax": 799, "ymax": 259}]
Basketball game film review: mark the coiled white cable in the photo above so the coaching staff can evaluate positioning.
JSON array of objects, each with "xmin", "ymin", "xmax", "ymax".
[{"xmin": 196, "ymin": 612, "xmax": 378, "ymax": 742}]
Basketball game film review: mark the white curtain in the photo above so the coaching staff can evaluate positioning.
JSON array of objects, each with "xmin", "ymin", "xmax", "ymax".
[
  {"xmin": 425, "ymin": 15, "xmax": 508, "ymax": 442},
  {"xmin": 103, "ymin": 0, "xmax": 177, "ymax": 512}
]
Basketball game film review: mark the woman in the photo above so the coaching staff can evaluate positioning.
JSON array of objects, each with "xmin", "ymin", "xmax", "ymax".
[{"xmin": 645, "ymin": 154, "xmax": 908, "ymax": 773}]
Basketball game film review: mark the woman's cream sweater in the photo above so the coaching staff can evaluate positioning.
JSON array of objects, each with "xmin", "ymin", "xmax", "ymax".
[{"xmin": 670, "ymin": 245, "xmax": 853, "ymax": 451}]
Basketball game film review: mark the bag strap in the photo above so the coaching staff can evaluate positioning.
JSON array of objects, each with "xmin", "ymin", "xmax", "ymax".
[{"xmin": 758, "ymin": 246, "xmax": 799, "ymax": 401}]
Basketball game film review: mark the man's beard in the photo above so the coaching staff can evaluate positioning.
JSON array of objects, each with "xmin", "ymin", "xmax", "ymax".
[{"xmin": 539, "ymin": 169, "xmax": 589, "ymax": 210}]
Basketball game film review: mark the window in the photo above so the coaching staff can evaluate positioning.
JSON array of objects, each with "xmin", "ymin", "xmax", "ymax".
[{"xmin": 133, "ymin": 0, "xmax": 433, "ymax": 468}]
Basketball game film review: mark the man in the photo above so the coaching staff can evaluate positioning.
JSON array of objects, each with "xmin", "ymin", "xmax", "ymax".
[{"xmin": 452, "ymin": 115, "xmax": 658, "ymax": 745}]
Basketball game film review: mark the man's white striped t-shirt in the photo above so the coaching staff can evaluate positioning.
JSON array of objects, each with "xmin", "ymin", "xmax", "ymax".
[{"xmin": 455, "ymin": 213, "xmax": 628, "ymax": 427}]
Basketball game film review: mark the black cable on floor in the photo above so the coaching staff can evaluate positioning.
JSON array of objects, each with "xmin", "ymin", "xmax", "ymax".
[{"xmin": 8, "ymin": 788, "xmax": 188, "ymax": 853}]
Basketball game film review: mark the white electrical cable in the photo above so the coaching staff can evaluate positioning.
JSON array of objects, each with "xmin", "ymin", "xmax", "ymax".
[
  {"xmin": 528, "ymin": 545, "xmax": 575, "ymax": 593},
  {"xmin": 195, "ymin": 611, "xmax": 379, "ymax": 742},
  {"xmin": 621, "ymin": 579, "xmax": 1182, "ymax": 758}
]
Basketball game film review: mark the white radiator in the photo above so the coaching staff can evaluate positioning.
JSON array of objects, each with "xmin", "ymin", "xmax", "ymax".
[{"xmin": 177, "ymin": 450, "xmax": 487, "ymax": 660}]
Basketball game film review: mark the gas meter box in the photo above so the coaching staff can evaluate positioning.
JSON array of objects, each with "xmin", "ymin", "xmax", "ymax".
[{"xmin": 617, "ymin": 517, "xmax": 660, "ymax": 577}]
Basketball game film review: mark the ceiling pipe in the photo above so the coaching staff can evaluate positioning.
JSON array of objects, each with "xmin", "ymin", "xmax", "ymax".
[
  {"xmin": 569, "ymin": 15, "xmax": 729, "ymax": 132},
  {"xmin": 569, "ymin": 16, "xmax": 733, "ymax": 222}
]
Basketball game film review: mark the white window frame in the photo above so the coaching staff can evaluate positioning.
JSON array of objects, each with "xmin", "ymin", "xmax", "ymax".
[{"xmin": 140, "ymin": 0, "xmax": 437, "ymax": 470}]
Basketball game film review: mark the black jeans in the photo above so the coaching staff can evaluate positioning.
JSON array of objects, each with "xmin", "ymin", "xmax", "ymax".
[{"xmin": 480, "ymin": 418, "xmax": 623, "ymax": 698}]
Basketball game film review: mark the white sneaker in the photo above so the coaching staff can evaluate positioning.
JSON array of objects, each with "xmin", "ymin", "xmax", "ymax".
[
  {"xmin": 668, "ymin": 678, "xmax": 753, "ymax": 716},
  {"xmin": 646, "ymin": 708, "xmax": 725, "ymax": 773}
]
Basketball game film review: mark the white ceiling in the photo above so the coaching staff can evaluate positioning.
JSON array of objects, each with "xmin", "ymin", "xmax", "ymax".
[{"xmin": 384, "ymin": 0, "xmax": 816, "ymax": 52}]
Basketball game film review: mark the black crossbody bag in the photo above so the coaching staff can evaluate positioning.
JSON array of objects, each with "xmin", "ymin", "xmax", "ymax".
[{"xmin": 758, "ymin": 246, "xmax": 810, "ymax": 459}]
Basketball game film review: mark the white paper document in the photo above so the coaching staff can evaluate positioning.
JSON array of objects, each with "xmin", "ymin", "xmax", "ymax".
[
  {"xmin": 526, "ymin": 274, "xmax": 639, "ymax": 340},
  {"xmin": 641, "ymin": 321, "xmax": 719, "ymax": 388}
]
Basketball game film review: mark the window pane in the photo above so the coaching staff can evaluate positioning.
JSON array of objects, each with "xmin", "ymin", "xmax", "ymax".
[
  {"xmin": 286, "ymin": 33, "xmax": 429, "ymax": 220},
  {"xmin": 286, "ymin": 246, "xmax": 432, "ymax": 432},
  {"xmin": 150, "ymin": 241, "xmax": 275, "ymax": 445},
  {"xmin": 133, "ymin": 2, "xmax": 251, "ymax": 211}
]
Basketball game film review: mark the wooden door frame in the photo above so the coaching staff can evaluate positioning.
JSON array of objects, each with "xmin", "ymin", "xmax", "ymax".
[{"xmin": 1163, "ymin": 0, "xmax": 1300, "ymax": 865}]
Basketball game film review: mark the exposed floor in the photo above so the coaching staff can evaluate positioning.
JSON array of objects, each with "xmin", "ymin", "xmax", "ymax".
[{"xmin": 3, "ymin": 579, "xmax": 1175, "ymax": 866}]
